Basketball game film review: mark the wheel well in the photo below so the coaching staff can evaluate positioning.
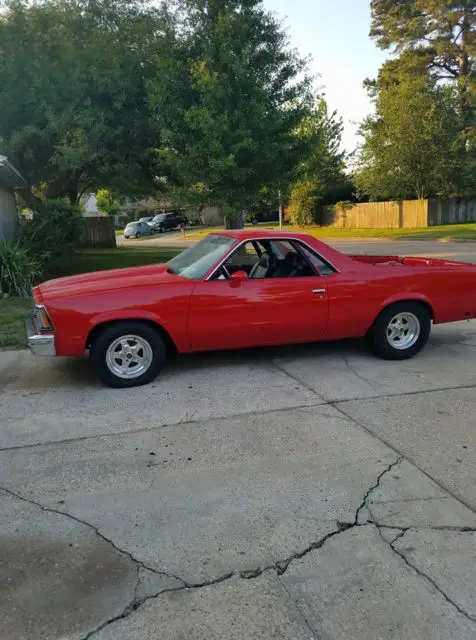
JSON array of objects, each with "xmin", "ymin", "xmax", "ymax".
[
  {"xmin": 386, "ymin": 299, "xmax": 434, "ymax": 320},
  {"xmin": 368, "ymin": 299, "xmax": 434, "ymax": 335},
  {"xmin": 86, "ymin": 319, "xmax": 178, "ymax": 355}
]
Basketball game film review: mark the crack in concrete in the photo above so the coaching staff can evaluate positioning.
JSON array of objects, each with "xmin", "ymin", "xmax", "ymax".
[
  {"xmin": 367, "ymin": 502, "xmax": 476, "ymax": 624},
  {"xmin": 376, "ymin": 525, "xmax": 476, "ymax": 623},
  {"xmin": 78, "ymin": 457, "xmax": 404, "ymax": 637},
  {"xmin": 0, "ymin": 458, "xmax": 400, "ymax": 639},
  {"xmin": 3, "ymin": 379, "xmax": 476, "ymax": 454},
  {"xmin": 354, "ymin": 457, "xmax": 404, "ymax": 525},
  {"xmin": 380, "ymin": 524, "xmax": 476, "ymax": 533},
  {"xmin": 271, "ymin": 359, "xmax": 323, "ymax": 398},
  {"xmin": 3, "ymin": 451, "xmax": 475, "ymax": 636},
  {"xmin": 341, "ymin": 355, "xmax": 378, "ymax": 389},
  {"xmin": 0, "ymin": 486, "xmax": 186, "ymax": 587},
  {"xmin": 278, "ymin": 574, "xmax": 320, "ymax": 640}
]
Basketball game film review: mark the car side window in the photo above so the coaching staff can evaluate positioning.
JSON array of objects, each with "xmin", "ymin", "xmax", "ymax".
[
  {"xmin": 209, "ymin": 242, "xmax": 260, "ymax": 280},
  {"xmin": 227, "ymin": 242, "xmax": 260, "ymax": 266},
  {"xmin": 296, "ymin": 243, "xmax": 336, "ymax": 276},
  {"xmin": 262, "ymin": 240, "xmax": 316, "ymax": 278}
]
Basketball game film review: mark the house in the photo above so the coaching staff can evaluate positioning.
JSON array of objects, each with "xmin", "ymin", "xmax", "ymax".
[
  {"xmin": 82, "ymin": 193, "xmax": 106, "ymax": 217},
  {"xmin": 0, "ymin": 155, "xmax": 27, "ymax": 241}
]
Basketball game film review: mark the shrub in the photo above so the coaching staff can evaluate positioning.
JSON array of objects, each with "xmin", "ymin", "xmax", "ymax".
[
  {"xmin": 19, "ymin": 199, "xmax": 83, "ymax": 267},
  {"xmin": 287, "ymin": 180, "xmax": 317, "ymax": 226},
  {"xmin": 0, "ymin": 239, "xmax": 42, "ymax": 297},
  {"xmin": 0, "ymin": 199, "xmax": 83, "ymax": 297}
]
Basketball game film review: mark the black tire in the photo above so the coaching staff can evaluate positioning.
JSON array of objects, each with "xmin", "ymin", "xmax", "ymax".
[
  {"xmin": 159, "ymin": 226, "xmax": 164, "ymax": 233},
  {"xmin": 367, "ymin": 301, "xmax": 431, "ymax": 361},
  {"xmin": 90, "ymin": 321, "xmax": 167, "ymax": 388},
  {"xmin": 136, "ymin": 232, "xmax": 141, "ymax": 238},
  {"xmin": 252, "ymin": 218, "xmax": 258, "ymax": 225}
]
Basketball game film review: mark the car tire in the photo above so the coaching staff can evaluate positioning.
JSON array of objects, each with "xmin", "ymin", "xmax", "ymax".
[
  {"xmin": 252, "ymin": 218, "xmax": 258, "ymax": 225},
  {"xmin": 90, "ymin": 321, "xmax": 167, "ymax": 388},
  {"xmin": 367, "ymin": 301, "xmax": 431, "ymax": 361},
  {"xmin": 136, "ymin": 232, "xmax": 141, "ymax": 238}
]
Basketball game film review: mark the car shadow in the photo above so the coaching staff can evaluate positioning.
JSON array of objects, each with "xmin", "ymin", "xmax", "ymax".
[{"xmin": 20, "ymin": 323, "xmax": 474, "ymax": 391}]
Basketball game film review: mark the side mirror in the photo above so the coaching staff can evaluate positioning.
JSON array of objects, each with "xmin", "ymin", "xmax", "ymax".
[{"xmin": 230, "ymin": 270, "xmax": 248, "ymax": 287}]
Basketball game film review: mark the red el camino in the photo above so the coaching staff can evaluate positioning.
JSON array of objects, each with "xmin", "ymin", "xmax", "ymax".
[{"xmin": 26, "ymin": 230, "xmax": 476, "ymax": 388}]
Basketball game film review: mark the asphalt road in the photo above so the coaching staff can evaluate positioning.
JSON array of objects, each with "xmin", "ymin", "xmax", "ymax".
[
  {"xmin": 1, "ymin": 317, "xmax": 476, "ymax": 639},
  {"xmin": 119, "ymin": 232, "xmax": 476, "ymax": 263}
]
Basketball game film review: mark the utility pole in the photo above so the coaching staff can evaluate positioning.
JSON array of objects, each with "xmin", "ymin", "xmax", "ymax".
[{"xmin": 278, "ymin": 189, "xmax": 283, "ymax": 229}]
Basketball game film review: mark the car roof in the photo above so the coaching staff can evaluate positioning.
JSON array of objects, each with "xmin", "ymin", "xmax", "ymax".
[{"xmin": 213, "ymin": 229, "xmax": 315, "ymax": 242}]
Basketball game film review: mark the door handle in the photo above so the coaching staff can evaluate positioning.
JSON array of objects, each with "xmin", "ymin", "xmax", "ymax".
[{"xmin": 312, "ymin": 289, "xmax": 326, "ymax": 294}]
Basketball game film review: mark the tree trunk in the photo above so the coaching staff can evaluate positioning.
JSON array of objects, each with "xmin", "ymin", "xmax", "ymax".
[{"xmin": 224, "ymin": 210, "xmax": 244, "ymax": 229}]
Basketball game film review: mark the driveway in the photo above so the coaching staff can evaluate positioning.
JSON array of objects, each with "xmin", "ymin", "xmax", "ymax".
[{"xmin": 1, "ymin": 316, "xmax": 475, "ymax": 640}]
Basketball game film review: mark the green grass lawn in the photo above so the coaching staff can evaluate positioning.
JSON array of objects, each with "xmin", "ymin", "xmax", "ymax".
[
  {"xmin": 0, "ymin": 297, "xmax": 31, "ymax": 350},
  {"xmin": 186, "ymin": 223, "xmax": 476, "ymax": 241},
  {"xmin": 1, "ymin": 246, "xmax": 182, "ymax": 350}
]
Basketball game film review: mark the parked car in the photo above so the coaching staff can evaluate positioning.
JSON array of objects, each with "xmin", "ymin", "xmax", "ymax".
[
  {"xmin": 123, "ymin": 221, "xmax": 155, "ymax": 238},
  {"xmin": 151, "ymin": 212, "xmax": 186, "ymax": 233},
  {"xmin": 246, "ymin": 209, "xmax": 279, "ymax": 225},
  {"xmin": 26, "ymin": 230, "xmax": 476, "ymax": 388}
]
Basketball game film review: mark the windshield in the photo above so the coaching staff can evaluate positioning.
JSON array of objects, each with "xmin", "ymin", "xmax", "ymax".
[
  {"xmin": 154, "ymin": 214, "xmax": 166, "ymax": 221},
  {"xmin": 167, "ymin": 235, "xmax": 235, "ymax": 280}
]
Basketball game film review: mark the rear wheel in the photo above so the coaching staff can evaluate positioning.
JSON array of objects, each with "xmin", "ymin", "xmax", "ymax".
[
  {"xmin": 367, "ymin": 302, "xmax": 431, "ymax": 360},
  {"xmin": 136, "ymin": 232, "xmax": 141, "ymax": 238},
  {"xmin": 90, "ymin": 322, "xmax": 166, "ymax": 388}
]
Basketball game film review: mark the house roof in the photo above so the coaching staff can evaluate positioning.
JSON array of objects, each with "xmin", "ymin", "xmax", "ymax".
[{"xmin": 0, "ymin": 155, "xmax": 27, "ymax": 190}]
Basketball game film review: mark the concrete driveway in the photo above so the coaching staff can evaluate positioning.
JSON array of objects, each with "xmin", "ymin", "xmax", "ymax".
[{"xmin": 1, "ymin": 316, "xmax": 475, "ymax": 640}]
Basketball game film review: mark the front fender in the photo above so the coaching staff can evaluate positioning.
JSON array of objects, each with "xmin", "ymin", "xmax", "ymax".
[{"xmin": 87, "ymin": 309, "xmax": 187, "ymax": 352}]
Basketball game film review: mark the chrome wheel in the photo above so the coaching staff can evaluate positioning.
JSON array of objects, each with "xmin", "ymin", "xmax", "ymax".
[
  {"xmin": 386, "ymin": 312, "xmax": 420, "ymax": 350},
  {"xmin": 105, "ymin": 334, "xmax": 153, "ymax": 379}
]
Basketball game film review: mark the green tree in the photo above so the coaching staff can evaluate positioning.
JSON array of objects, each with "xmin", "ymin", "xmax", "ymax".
[
  {"xmin": 96, "ymin": 189, "xmax": 121, "ymax": 217},
  {"xmin": 150, "ymin": 0, "xmax": 312, "ymax": 228},
  {"xmin": 370, "ymin": 1, "xmax": 475, "ymax": 129},
  {"xmin": 355, "ymin": 77, "xmax": 463, "ymax": 200},
  {"xmin": 287, "ymin": 98, "xmax": 345, "ymax": 225},
  {"xmin": 0, "ymin": 0, "xmax": 166, "ymax": 204}
]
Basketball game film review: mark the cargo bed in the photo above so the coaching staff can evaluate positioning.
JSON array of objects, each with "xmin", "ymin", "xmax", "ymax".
[{"xmin": 350, "ymin": 255, "xmax": 471, "ymax": 268}]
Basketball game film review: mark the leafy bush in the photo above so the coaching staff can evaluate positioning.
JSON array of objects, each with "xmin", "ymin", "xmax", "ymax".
[
  {"xmin": 19, "ymin": 199, "xmax": 83, "ymax": 267},
  {"xmin": 0, "ymin": 239, "xmax": 42, "ymax": 297},
  {"xmin": 287, "ymin": 180, "xmax": 317, "ymax": 226},
  {"xmin": 0, "ymin": 199, "xmax": 83, "ymax": 297}
]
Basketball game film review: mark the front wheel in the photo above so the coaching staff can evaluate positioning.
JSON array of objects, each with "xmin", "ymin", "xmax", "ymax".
[
  {"xmin": 90, "ymin": 322, "xmax": 167, "ymax": 388},
  {"xmin": 367, "ymin": 302, "xmax": 431, "ymax": 360}
]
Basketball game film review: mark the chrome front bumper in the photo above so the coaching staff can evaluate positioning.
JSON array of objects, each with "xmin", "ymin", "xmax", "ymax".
[{"xmin": 25, "ymin": 318, "xmax": 56, "ymax": 356}]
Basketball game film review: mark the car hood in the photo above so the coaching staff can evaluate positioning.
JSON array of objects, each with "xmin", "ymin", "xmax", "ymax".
[{"xmin": 36, "ymin": 263, "xmax": 185, "ymax": 302}]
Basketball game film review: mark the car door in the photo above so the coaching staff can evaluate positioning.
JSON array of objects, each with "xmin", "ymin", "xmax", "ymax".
[{"xmin": 187, "ymin": 239, "xmax": 330, "ymax": 352}]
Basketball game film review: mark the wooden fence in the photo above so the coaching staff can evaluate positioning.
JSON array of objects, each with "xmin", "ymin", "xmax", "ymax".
[
  {"xmin": 428, "ymin": 199, "xmax": 476, "ymax": 226},
  {"xmin": 322, "ymin": 198, "xmax": 476, "ymax": 229},
  {"xmin": 79, "ymin": 216, "xmax": 116, "ymax": 248},
  {"xmin": 322, "ymin": 200, "xmax": 428, "ymax": 229}
]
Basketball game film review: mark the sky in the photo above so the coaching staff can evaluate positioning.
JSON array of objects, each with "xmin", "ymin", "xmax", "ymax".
[{"xmin": 262, "ymin": 0, "xmax": 389, "ymax": 153}]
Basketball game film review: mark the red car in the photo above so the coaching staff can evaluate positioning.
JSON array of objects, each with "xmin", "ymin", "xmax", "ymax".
[{"xmin": 26, "ymin": 230, "xmax": 476, "ymax": 388}]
